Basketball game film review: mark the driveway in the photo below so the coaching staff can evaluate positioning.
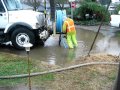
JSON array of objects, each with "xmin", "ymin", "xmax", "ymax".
[{"xmin": 76, "ymin": 25, "xmax": 120, "ymax": 33}]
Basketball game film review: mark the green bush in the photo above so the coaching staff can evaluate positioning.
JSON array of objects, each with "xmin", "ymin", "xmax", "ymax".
[
  {"xmin": 66, "ymin": 8, "xmax": 71, "ymax": 15},
  {"xmin": 115, "ymin": 4, "xmax": 120, "ymax": 14},
  {"xmin": 74, "ymin": 1, "xmax": 110, "ymax": 22}
]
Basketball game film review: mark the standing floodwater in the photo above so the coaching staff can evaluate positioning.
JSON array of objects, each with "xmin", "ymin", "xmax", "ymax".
[{"xmin": 0, "ymin": 27, "xmax": 120, "ymax": 66}]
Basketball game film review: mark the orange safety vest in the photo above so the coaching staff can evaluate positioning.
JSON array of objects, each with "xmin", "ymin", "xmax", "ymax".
[{"xmin": 64, "ymin": 18, "xmax": 75, "ymax": 33}]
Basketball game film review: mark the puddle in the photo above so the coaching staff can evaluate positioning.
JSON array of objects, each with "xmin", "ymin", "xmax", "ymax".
[{"xmin": 0, "ymin": 28, "xmax": 120, "ymax": 66}]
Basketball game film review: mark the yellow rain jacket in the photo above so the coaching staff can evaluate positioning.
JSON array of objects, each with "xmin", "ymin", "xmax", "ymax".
[{"xmin": 63, "ymin": 18, "xmax": 78, "ymax": 48}]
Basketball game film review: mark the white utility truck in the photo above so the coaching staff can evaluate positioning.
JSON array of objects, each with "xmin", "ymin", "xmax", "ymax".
[
  {"xmin": 110, "ymin": 11, "xmax": 120, "ymax": 27},
  {"xmin": 0, "ymin": 0, "xmax": 51, "ymax": 49}
]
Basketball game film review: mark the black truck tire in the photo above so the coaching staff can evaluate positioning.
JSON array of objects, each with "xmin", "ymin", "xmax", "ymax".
[{"xmin": 11, "ymin": 27, "xmax": 35, "ymax": 50}]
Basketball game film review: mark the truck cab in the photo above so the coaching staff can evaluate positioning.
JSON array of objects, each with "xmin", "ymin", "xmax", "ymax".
[{"xmin": 0, "ymin": 0, "xmax": 50, "ymax": 49}]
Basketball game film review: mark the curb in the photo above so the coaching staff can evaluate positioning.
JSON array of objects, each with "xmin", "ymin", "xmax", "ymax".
[{"xmin": 75, "ymin": 25, "xmax": 111, "ymax": 31}]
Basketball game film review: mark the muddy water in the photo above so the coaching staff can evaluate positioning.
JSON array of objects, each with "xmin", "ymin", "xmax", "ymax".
[{"xmin": 0, "ymin": 28, "xmax": 120, "ymax": 66}]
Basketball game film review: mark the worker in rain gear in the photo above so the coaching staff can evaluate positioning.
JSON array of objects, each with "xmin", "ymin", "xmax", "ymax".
[{"xmin": 62, "ymin": 16, "xmax": 78, "ymax": 49}]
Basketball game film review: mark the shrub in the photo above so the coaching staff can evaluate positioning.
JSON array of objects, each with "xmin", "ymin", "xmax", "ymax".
[
  {"xmin": 115, "ymin": 4, "xmax": 120, "ymax": 14},
  {"xmin": 74, "ymin": 1, "xmax": 110, "ymax": 22}
]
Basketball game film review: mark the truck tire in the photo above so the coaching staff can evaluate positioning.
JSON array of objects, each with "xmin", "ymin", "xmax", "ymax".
[{"xmin": 11, "ymin": 28, "xmax": 35, "ymax": 50}]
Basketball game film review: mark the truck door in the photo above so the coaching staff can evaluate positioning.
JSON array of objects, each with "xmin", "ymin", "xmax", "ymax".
[{"xmin": 0, "ymin": 0, "xmax": 8, "ymax": 29}]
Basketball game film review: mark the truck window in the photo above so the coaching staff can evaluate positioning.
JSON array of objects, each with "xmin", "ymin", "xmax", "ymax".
[
  {"xmin": 3, "ymin": 0, "xmax": 22, "ymax": 11},
  {"xmin": 0, "ymin": 1, "xmax": 5, "ymax": 12}
]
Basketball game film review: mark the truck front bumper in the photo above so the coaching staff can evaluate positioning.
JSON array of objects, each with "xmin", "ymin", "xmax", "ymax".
[{"xmin": 39, "ymin": 30, "xmax": 49, "ymax": 40}]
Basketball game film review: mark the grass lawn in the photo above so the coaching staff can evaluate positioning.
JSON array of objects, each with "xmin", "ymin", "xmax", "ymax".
[
  {"xmin": 0, "ymin": 52, "xmax": 118, "ymax": 90},
  {"xmin": 0, "ymin": 52, "xmax": 54, "ymax": 86}
]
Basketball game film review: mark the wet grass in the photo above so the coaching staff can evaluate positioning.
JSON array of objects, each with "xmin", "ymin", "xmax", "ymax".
[
  {"xmin": 0, "ymin": 52, "xmax": 54, "ymax": 86},
  {"xmin": 116, "ymin": 31, "xmax": 120, "ymax": 37},
  {"xmin": 0, "ymin": 78, "xmax": 27, "ymax": 87},
  {"xmin": 0, "ymin": 52, "xmax": 37, "ymax": 76}
]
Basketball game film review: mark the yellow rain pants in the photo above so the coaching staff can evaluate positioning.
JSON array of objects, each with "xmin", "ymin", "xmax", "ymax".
[{"xmin": 63, "ymin": 23, "xmax": 78, "ymax": 49}]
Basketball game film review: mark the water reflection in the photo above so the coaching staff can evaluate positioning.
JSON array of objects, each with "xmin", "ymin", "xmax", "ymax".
[
  {"xmin": 0, "ymin": 28, "xmax": 120, "ymax": 66},
  {"xmin": 65, "ymin": 49, "xmax": 76, "ymax": 61},
  {"xmin": 48, "ymin": 55, "xmax": 56, "ymax": 65},
  {"xmin": 96, "ymin": 35, "xmax": 120, "ymax": 56}
]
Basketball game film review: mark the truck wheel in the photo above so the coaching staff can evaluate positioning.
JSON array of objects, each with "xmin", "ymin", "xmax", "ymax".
[{"xmin": 11, "ymin": 28, "xmax": 35, "ymax": 50}]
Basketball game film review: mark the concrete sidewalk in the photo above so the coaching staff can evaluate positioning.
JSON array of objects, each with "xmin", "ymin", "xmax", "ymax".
[{"xmin": 75, "ymin": 25, "xmax": 120, "ymax": 33}]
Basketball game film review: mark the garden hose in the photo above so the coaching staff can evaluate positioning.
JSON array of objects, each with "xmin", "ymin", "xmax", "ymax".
[{"xmin": 0, "ymin": 62, "xmax": 118, "ymax": 79}]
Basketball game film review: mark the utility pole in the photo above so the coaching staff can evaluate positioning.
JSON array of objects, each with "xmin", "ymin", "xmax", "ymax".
[
  {"xmin": 34, "ymin": 0, "xmax": 36, "ymax": 11},
  {"xmin": 69, "ymin": 0, "xmax": 75, "ymax": 19},
  {"xmin": 71, "ymin": 2, "xmax": 73, "ymax": 19},
  {"xmin": 50, "ymin": 0, "xmax": 56, "ymax": 36}
]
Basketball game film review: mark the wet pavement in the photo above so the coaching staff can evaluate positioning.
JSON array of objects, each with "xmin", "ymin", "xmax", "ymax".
[
  {"xmin": 78, "ymin": 25, "xmax": 120, "ymax": 55},
  {"xmin": 76, "ymin": 25, "xmax": 120, "ymax": 33}
]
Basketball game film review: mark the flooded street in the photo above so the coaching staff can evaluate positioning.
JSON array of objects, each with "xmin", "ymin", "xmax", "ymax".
[{"xmin": 0, "ymin": 27, "xmax": 120, "ymax": 66}]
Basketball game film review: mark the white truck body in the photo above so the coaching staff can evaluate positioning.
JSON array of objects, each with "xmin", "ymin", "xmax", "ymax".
[
  {"xmin": 0, "ymin": 0, "xmax": 51, "ymax": 49},
  {"xmin": 4, "ymin": 10, "xmax": 45, "ymax": 32},
  {"xmin": 110, "ymin": 14, "xmax": 120, "ymax": 27}
]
